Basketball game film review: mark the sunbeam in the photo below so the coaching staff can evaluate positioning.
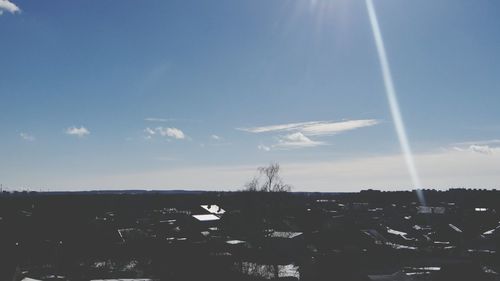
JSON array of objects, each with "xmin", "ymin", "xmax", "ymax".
[{"xmin": 365, "ymin": 0, "xmax": 426, "ymax": 205}]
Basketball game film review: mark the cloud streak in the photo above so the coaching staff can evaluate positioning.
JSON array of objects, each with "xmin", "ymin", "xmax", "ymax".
[
  {"xmin": 239, "ymin": 121, "xmax": 319, "ymax": 134},
  {"xmin": 239, "ymin": 119, "xmax": 379, "ymax": 136},
  {"xmin": 144, "ymin": 117, "xmax": 175, "ymax": 122},
  {"xmin": 65, "ymin": 126, "xmax": 90, "ymax": 138},
  {"xmin": 453, "ymin": 144, "xmax": 500, "ymax": 155},
  {"xmin": 241, "ymin": 119, "xmax": 378, "ymax": 150},
  {"xmin": 0, "ymin": 0, "xmax": 20, "ymax": 15}
]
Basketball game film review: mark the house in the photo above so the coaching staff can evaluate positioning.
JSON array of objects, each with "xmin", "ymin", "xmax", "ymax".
[
  {"xmin": 367, "ymin": 271, "xmax": 412, "ymax": 281},
  {"xmin": 417, "ymin": 206, "xmax": 445, "ymax": 215},
  {"xmin": 267, "ymin": 231, "xmax": 303, "ymax": 239},
  {"xmin": 192, "ymin": 214, "xmax": 220, "ymax": 222},
  {"xmin": 200, "ymin": 204, "xmax": 225, "ymax": 215},
  {"xmin": 237, "ymin": 262, "xmax": 299, "ymax": 280},
  {"xmin": 90, "ymin": 279, "xmax": 158, "ymax": 281},
  {"xmin": 261, "ymin": 230, "xmax": 305, "ymax": 262}
]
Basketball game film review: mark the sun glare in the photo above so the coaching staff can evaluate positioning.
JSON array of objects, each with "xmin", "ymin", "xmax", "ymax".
[{"xmin": 365, "ymin": 0, "xmax": 426, "ymax": 204}]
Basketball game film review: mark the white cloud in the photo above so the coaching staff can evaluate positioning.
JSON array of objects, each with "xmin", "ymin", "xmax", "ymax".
[
  {"xmin": 144, "ymin": 127, "xmax": 156, "ymax": 139},
  {"xmin": 239, "ymin": 121, "xmax": 320, "ymax": 134},
  {"xmin": 144, "ymin": 127, "xmax": 186, "ymax": 140},
  {"xmin": 144, "ymin": 117, "xmax": 173, "ymax": 122},
  {"xmin": 256, "ymin": 132, "xmax": 324, "ymax": 151},
  {"xmin": 20, "ymin": 132, "xmax": 35, "ymax": 141},
  {"xmin": 0, "ymin": 0, "xmax": 20, "ymax": 15},
  {"xmin": 275, "ymin": 132, "xmax": 324, "ymax": 149},
  {"xmin": 454, "ymin": 145, "xmax": 500, "ymax": 155},
  {"xmin": 206, "ymin": 135, "xmax": 232, "ymax": 147},
  {"xmin": 300, "ymin": 119, "xmax": 379, "ymax": 136},
  {"xmin": 451, "ymin": 140, "xmax": 500, "ymax": 155},
  {"xmin": 258, "ymin": 144, "xmax": 271, "ymax": 151},
  {"xmin": 153, "ymin": 127, "xmax": 185, "ymax": 139},
  {"xmin": 65, "ymin": 126, "xmax": 90, "ymax": 138},
  {"xmin": 144, "ymin": 127, "xmax": 156, "ymax": 135},
  {"xmin": 469, "ymin": 145, "xmax": 497, "ymax": 155},
  {"xmin": 239, "ymin": 119, "xmax": 378, "ymax": 149},
  {"xmin": 239, "ymin": 119, "xmax": 378, "ymax": 136}
]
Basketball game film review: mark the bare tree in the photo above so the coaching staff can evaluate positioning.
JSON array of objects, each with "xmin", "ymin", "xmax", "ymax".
[
  {"xmin": 244, "ymin": 177, "xmax": 259, "ymax": 192},
  {"xmin": 244, "ymin": 163, "xmax": 292, "ymax": 192}
]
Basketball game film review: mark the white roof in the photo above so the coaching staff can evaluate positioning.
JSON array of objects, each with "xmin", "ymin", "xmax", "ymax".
[
  {"xmin": 226, "ymin": 239, "xmax": 246, "ymax": 245},
  {"xmin": 387, "ymin": 228, "xmax": 407, "ymax": 236},
  {"xmin": 201, "ymin": 204, "xmax": 225, "ymax": 215},
  {"xmin": 22, "ymin": 278, "xmax": 42, "ymax": 281},
  {"xmin": 449, "ymin": 224, "xmax": 463, "ymax": 233},
  {"xmin": 483, "ymin": 226, "xmax": 499, "ymax": 235},
  {"xmin": 268, "ymin": 231, "xmax": 303, "ymax": 239},
  {"xmin": 192, "ymin": 214, "xmax": 220, "ymax": 221}
]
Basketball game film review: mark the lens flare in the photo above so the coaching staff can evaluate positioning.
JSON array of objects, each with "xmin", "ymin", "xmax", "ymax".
[{"xmin": 365, "ymin": 0, "xmax": 425, "ymax": 205}]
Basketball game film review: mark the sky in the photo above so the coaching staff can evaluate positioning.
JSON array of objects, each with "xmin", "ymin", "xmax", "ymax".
[{"xmin": 1, "ymin": 0, "xmax": 500, "ymax": 191}]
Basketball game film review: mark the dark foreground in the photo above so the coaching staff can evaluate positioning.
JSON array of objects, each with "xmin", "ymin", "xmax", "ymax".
[{"xmin": 1, "ymin": 189, "xmax": 500, "ymax": 281}]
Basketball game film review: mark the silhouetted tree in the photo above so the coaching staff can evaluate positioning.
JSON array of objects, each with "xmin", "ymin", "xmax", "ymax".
[{"xmin": 244, "ymin": 163, "xmax": 292, "ymax": 192}]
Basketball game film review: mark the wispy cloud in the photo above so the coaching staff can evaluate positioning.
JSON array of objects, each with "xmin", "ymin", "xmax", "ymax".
[
  {"xmin": 453, "ymin": 144, "xmax": 500, "ymax": 155},
  {"xmin": 144, "ymin": 117, "xmax": 174, "ymax": 122},
  {"xmin": 65, "ymin": 126, "xmax": 90, "ymax": 138},
  {"xmin": 239, "ymin": 119, "xmax": 379, "ymax": 136},
  {"xmin": 300, "ymin": 119, "xmax": 379, "ymax": 136},
  {"xmin": 20, "ymin": 132, "xmax": 35, "ymax": 141},
  {"xmin": 145, "ymin": 127, "xmax": 186, "ymax": 140},
  {"xmin": 275, "ymin": 132, "xmax": 325, "ymax": 149},
  {"xmin": 257, "ymin": 144, "xmax": 271, "ymax": 151},
  {"xmin": 451, "ymin": 139, "xmax": 500, "ymax": 155},
  {"xmin": 239, "ymin": 121, "xmax": 319, "ymax": 134},
  {"xmin": 240, "ymin": 119, "xmax": 378, "ymax": 150},
  {"xmin": 203, "ymin": 134, "xmax": 232, "ymax": 147},
  {"xmin": 0, "ymin": 0, "xmax": 20, "ymax": 15},
  {"xmin": 144, "ymin": 127, "xmax": 156, "ymax": 137}
]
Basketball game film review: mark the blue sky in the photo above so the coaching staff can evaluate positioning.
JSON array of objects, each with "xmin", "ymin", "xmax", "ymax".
[{"xmin": 1, "ymin": 0, "xmax": 499, "ymax": 191}]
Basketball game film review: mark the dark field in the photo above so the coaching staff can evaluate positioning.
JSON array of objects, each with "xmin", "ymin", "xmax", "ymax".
[{"xmin": 1, "ymin": 189, "xmax": 500, "ymax": 281}]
